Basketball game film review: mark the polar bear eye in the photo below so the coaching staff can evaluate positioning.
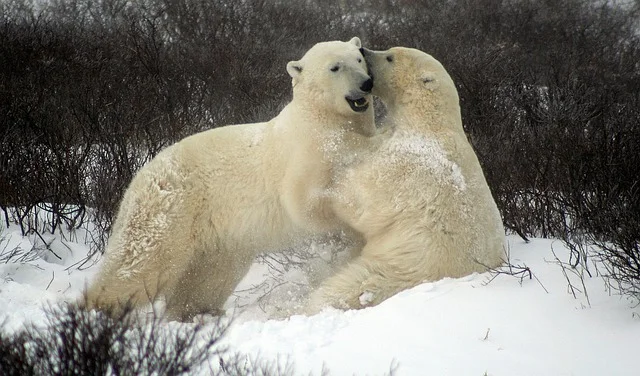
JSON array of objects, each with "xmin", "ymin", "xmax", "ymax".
[
  {"xmin": 386, "ymin": 55, "xmax": 394, "ymax": 63},
  {"xmin": 330, "ymin": 65, "xmax": 340, "ymax": 72},
  {"xmin": 357, "ymin": 58, "xmax": 362, "ymax": 63}
]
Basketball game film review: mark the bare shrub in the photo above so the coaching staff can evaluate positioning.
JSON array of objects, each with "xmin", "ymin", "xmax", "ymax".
[
  {"xmin": 1, "ymin": 0, "xmax": 638, "ymax": 299},
  {"xmin": 0, "ymin": 303, "xmax": 227, "ymax": 376}
]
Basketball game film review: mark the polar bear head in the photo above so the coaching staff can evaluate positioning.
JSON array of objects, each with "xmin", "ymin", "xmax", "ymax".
[
  {"xmin": 287, "ymin": 37, "xmax": 374, "ymax": 118},
  {"xmin": 362, "ymin": 47, "xmax": 461, "ymax": 128}
]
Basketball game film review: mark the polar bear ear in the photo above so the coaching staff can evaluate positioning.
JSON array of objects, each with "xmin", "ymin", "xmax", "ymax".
[
  {"xmin": 348, "ymin": 37, "xmax": 362, "ymax": 48},
  {"xmin": 287, "ymin": 60, "xmax": 303, "ymax": 78}
]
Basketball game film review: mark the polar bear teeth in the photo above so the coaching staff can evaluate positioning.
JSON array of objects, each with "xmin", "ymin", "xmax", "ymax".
[
  {"xmin": 346, "ymin": 96, "xmax": 369, "ymax": 112},
  {"xmin": 354, "ymin": 98, "xmax": 368, "ymax": 107}
]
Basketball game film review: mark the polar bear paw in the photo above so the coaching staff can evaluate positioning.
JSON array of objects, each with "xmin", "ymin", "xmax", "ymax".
[{"xmin": 358, "ymin": 291, "xmax": 375, "ymax": 306}]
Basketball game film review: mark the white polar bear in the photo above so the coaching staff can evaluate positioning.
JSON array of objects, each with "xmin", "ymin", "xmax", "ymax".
[
  {"xmin": 308, "ymin": 47, "xmax": 506, "ymax": 312},
  {"xmin": 83, "ymin": 37, "xmax": 377, "ymax": 321}
]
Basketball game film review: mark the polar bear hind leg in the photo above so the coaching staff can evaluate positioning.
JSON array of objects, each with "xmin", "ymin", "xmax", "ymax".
[
  {"xmin": 163, "ymin": 244, "xmax": 254, "ymax": 321},
  {"xmin": 83, "ymin": 170, "xmax": 196, "ymax": 316}
]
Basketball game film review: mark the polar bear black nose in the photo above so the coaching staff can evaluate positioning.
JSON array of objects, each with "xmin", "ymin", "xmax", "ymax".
[{"xmin": 360, "ymin": 78, "xmax": 373, "ymax": 93}]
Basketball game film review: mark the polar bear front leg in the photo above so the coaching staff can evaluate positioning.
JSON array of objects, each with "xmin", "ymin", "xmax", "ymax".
[{"xmin": 306, "ymin": 256, "xmax": 414, "ymax": 314}]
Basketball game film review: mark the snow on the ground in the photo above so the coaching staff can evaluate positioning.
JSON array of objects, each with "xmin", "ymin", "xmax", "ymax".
[{"xmin": 1, "ymin": 224, "xmax": 638, "ymax": 375}]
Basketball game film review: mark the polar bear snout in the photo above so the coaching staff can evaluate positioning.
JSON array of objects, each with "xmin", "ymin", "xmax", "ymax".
[
  {"xmin": 360, "ymin": 77, "xmax": 373, "ymax": 93},
  {"xmin": 360, "ymin": 48, "xmax": 375, "ymax": 80},
  {"xmin": 345, "ymin": 74, "xmax": 374, "ymax": 113}
]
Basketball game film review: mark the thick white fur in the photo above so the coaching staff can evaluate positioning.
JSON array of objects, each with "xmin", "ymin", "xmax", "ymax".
[
  {"xmin": 308, "ymin": 47, "xmax": 506, "ymax": 312},
  {"xmin": 84, "ymin": 38, "xmax": 378, "ymax": 321}
]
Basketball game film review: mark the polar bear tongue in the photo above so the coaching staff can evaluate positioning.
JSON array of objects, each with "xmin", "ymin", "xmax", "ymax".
[{"xmin": 346, "ymin": 96, "xmax": 369, "ymax": 113}]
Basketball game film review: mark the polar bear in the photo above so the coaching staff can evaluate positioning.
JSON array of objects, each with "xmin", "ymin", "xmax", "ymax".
[
  {"xmin": 308, "ymin": 47, "xmax": 506, "ymax": 312},
  {"xmin": 83, "ymin": 37, "xmax": 377, "ymax": 321}
]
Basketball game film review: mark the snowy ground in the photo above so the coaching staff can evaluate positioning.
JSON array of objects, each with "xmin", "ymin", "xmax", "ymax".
[{"xmin": 1, "ymin": 223, "xmax": 638, "ymax": 375}]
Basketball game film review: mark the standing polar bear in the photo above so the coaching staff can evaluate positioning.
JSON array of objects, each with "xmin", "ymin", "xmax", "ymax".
[
  {"xmin": 308, "ymin": 47, "xmax": 506, "ymax": 312},
  {"xmin": 84, "ymin": 37, "xmax": 377, "ymax": 321}
]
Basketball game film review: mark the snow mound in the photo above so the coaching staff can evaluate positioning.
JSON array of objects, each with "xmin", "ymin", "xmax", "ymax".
[{"xmin": 1, "ymin": 227, "xmax": 638, "ymax": 375}]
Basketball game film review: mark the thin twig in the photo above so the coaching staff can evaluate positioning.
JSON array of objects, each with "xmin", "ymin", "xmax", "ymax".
[{"xmin": 46, "ymin": 271, "xmax": 55, "ymax": 291}]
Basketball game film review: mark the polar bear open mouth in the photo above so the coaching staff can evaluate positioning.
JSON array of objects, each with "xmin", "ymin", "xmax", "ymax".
[{"xmin": 346, "ymin": 96, "xmax": 370, "ymax": 112}]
